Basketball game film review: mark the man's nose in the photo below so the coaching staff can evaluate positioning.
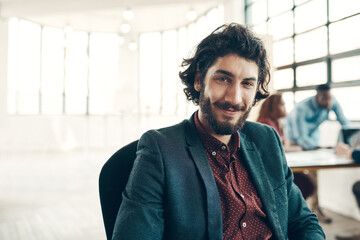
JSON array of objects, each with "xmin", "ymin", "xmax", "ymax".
[{"xmin": 225, "ymin": 84, "xmax": 242, "ymax": 106}]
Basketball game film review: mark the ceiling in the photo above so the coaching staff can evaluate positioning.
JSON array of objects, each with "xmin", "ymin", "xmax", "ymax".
[{"xmin": 0, "ymin": 0, "xmax": 220, "ymax": 34}]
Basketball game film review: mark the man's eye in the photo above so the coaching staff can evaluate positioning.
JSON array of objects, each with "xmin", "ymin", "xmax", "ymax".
[
  {"xmin": 243, "ymin": 81, "xmax": 254, "ymax": 87},
  {"xmin": 216, "ymin": 77, "xmax": 229, "ymax": 82}
]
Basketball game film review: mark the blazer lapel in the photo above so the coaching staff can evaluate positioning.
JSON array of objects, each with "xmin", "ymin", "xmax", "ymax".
[
  {"xmin": 239, "ymin": 132, "xmax": 284, "ymax": 239},
  {"xmin": 184, "ymin": 118, "xmax": 223, "ymax": 240}
]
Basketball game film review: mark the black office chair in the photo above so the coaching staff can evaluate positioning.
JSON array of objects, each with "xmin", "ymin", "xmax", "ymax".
[{"xmin": 99, "ymin": 140, "xmax": 138, "ymax": 240}]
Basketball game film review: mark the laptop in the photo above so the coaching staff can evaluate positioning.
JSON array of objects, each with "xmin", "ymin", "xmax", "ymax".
[{"xmin": 338, "ymin": 127, "xmax": 360, "ymax": 149}]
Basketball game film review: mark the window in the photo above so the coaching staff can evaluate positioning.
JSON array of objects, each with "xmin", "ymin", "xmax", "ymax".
[
  {"xmin": 64, "ymin": 31, "xmax": 88, "ymax": 114},
  {"xmin": 294, "ymin": 0, "xmax": 327, "ymax": 33},
  {"xmin": 294, "ymin": 27, "xmax": 327, "ymax": 62},
  {"xmin": 41, "ymin": 26, "xmax": 64, "ymax": 114},
  {"xmin": 296, "ymin": 62, "xmax": 327, "ymax": 87},
  {"xmin": 332, "ymin": 56, "xmax": 360, "ymax": 83},
  {"xmin": 7, "ymin": 18, "xmax": 121, "ymax": 115},
  {"xmin": 273, "ymin": 69, "xmax": 294, "ymax": 90},
  {"xmin": 329, "ymin": 0, "xmax": 360, "ymax": 21},
  {"xmin": 329, "ymin": 15, "xmax": 360, "ymax": 54},
  {"xmin": 272, "ymin": 38, "xmax": 293, "ymax": 67},
  {"xmin": 8, "ymin": 19, "xmax": 41, "ymax": 114},
  {"xmin": 89, "ymin": 33, "xmax": 120, "ymax": 114},
  {"xmin": 268, "ymin": 12, "xmax": 293, "ymax": 41},
  {"xmin": 245, "ymin": 0, "xmax": 360, "ymax": 120}
]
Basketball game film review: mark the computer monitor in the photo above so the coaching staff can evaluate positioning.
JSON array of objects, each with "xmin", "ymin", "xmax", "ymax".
[{"xmin": 338, "ymin": 127, "xmax": 360, "ymax": 148}]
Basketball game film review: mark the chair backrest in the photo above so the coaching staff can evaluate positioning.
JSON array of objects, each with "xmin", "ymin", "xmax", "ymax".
[{"xmin": 99, "ymin": 140, "xmax": 138, "ymax": 240}]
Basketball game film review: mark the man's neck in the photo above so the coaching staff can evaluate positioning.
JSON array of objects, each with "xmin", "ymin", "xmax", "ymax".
[{"xmin": 197, "ymin": 113, "xmax": 232, "ymax": 145}]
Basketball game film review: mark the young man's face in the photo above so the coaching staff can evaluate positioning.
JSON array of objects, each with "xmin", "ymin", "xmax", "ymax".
[{"xmin": 194, "ymin": 54, "xmax": 259, "ymax": 136}]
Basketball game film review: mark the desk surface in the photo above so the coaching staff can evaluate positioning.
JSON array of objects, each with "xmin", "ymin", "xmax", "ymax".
[{"xmin": 285, "ymin": 148, "xmax": 360, "ymax": 172}]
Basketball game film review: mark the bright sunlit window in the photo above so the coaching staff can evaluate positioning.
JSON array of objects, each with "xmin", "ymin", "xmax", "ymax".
[
  {"xmin": 245, "ymin": 0, "xmax": 360, "ymax": 120},
  {"xmin": 89, "ymin": 33, "xmax": 120, "ymax": 115},
  {"xmin": 8, "ymin": 19, "xmax": 41, "ymax": 114},
  {"xmin": 7, "ymin": 18, "xmax": 120, "ymax": 115}
]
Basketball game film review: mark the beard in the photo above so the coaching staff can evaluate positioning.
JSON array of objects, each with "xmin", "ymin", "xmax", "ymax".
[{"xmin": 198, "ymin": 92, "xmax": 253, "ymax": 135}]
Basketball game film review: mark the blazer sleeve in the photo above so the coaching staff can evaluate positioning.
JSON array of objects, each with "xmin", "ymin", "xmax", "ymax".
[
  {"xmin": 277, "ymin": 128, "xmax": 325, "ymax": 239},
  {"xmin": 112, "ymin": 131, "xmax": 165, "ymax": 240}
]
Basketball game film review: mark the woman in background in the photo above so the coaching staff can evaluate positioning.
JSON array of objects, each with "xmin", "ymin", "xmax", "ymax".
[
  {"xmin": 257, "ymin": 93, "xmax": 301, "ymax": 152},
  {"xmin": 257, "ymin": 93, "xmax": 286, "ymax": 143}
]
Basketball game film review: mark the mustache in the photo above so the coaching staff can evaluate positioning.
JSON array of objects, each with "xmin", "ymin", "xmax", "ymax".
[{"xmin": 213, "ymin": 101, "xmax": 247, "ymax": 112}]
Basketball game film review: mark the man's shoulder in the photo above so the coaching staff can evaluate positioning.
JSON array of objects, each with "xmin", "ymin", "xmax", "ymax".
[
  {"xmin": 241, "ymin": 121, "xmax": 282, "ymax": 151},
  {"xmin": 241, "ymin": 121, "xmax": 276, "ymax": 138},
  {"xmin": 243, "ymin": 120, "xmax": 273, "ymax": 130},
  {"xmin": 140, "ymin": 118, "xmax": 192, "ymax": 145}
]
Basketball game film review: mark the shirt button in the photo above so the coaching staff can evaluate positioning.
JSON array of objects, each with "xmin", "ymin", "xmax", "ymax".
[
  {"xmin": 212, "ymin": 151, "xmax": 216, "ymax": 156},
  {"xmin": 240, "ymin": 194, "xmax": 244, "ymax": 198},
  {"xmin": 242, "ymin": 222, "xmax": 246, "ymax": 228},
  {"xmin": 221, "ymin": 145, "xmax": 226, "ymax": 150}
]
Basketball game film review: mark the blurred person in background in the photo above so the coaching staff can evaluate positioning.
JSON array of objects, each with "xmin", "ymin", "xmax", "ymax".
[{"xmin": 286, "ymin": 84, "xmax": 350, "ymax": 150}]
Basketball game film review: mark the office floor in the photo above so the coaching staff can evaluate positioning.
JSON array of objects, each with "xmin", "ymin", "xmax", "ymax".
[{"xmin": 0, "ymin": 149, "xmax": 359, "ymax": 240}]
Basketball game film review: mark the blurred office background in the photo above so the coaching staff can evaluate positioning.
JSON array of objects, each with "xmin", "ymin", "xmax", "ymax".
[{"xmin": 0, "ymin": 0, "xmax": 359, "ymax": 239}]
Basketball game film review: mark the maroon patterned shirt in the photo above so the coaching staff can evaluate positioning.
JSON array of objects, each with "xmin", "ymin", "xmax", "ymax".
[{"xmin": 194, "ymin": 113, "xmax": 272, "ymax": 240}]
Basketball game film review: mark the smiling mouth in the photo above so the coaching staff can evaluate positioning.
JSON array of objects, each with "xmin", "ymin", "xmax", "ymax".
[{"xmin": 221, "ymin": 109, "xmax": 238, "ymax": 116}]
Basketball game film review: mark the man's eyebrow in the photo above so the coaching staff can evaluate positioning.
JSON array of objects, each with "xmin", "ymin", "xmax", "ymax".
[
  {"xmin": 214, "ymin": 69, "xmax": 234, "ymax": 77},
  {"xmin": 214, "ymin": 69, "xmax": 257, "ymax": 81},
  {"xmin": 244, "ymin": 77, "xmax": 257, "ymax": 81}
]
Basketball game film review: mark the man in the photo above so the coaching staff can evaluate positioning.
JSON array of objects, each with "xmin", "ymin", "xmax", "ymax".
[
  {"xmin": 112, "ymin": 23, "xmax": 325, "ymax": 239},
  {"xmin": 286, "ymin": 84, "xmax": 350, "ymax": 150}
]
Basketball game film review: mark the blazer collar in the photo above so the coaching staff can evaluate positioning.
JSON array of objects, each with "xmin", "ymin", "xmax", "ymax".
[
  {"xmin": 239, "ymin": 130, "xmax": 284, "ymax": 239},
  {"xmin": 184, "ymin": 114, "xmax": 223, "ymax": 240}
]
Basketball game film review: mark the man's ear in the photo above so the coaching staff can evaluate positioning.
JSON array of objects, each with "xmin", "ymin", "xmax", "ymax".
[{"xmin": 194, "ymin": 72, "xmax": 201, "ymax": 92}]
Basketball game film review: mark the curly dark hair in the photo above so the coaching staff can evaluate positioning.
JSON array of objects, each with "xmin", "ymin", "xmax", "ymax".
[{"xmin": 179, "ymin": 23, "xmax": 270, "ymax": 106}]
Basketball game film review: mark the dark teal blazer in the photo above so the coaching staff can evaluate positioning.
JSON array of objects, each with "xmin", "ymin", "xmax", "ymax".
[{"xmin": 112, "ymin": 115, "xmax": 325, "ymax": 240}]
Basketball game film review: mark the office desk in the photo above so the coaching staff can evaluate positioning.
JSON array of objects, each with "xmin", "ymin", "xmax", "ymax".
[{"xmin": 286, "ymin": 148, "xmax": 360, "ymax": 172}]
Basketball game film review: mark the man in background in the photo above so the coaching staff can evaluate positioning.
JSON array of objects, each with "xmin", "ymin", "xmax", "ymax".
[{"xmin": 286, "ymin": 84, "xmax": 350, "ymax": 150}]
